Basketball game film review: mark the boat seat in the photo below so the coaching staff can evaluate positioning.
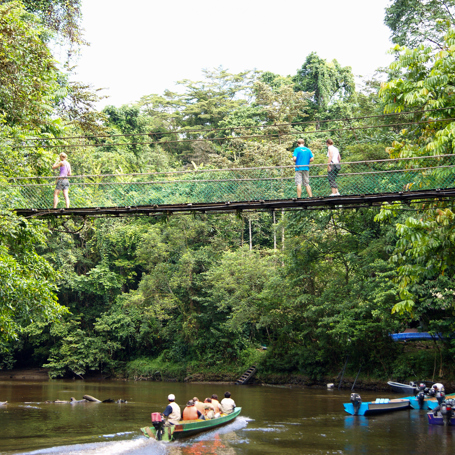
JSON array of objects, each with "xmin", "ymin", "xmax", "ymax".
[{"xmin": 374, "ymin": 398, "xmax": 390, "ymax": 404}]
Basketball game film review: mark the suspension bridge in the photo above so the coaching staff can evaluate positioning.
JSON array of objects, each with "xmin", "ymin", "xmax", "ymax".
[{"xmin": 4, "ymin": 154, "xmax": 455, "ymax": 217}]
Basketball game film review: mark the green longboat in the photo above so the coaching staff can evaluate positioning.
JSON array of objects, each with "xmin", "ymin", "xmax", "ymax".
[{"xmin": 141, "ymin": 407, "xmax": 242, "ymax": 441}]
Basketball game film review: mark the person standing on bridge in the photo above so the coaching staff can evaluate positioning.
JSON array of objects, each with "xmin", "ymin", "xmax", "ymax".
[
  {"xmin": 326, "ymin": 139, "xmax": 341, "ymax": 196},
  {"xmin": 52, "ymin": 152, "xmax": 72, "ymax": 208},
  {"xmin": 293, "ymin": 139, "xmax": 314, "ymax": 198}
]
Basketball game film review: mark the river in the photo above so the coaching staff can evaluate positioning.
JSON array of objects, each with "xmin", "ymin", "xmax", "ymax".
[{"xmin": 0, "ymin": 380, "xmax": 453, "ymax": 454}]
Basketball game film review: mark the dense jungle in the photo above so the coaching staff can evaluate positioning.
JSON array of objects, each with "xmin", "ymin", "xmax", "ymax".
[{"xmin": 2, "ymin": 0, "xmax": 455, "ymax": 386}]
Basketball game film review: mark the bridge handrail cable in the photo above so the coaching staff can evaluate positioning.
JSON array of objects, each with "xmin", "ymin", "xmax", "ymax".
[{"xmin": 4, "ymin": 154, "xmax": 453, "ymax": 183}]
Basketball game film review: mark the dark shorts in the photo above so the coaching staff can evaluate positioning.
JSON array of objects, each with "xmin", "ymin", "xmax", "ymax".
[
  {"xmin": 56, "ymin": 179, "xmax": 69, "ymax": 191},
  {"xmin": 328, "ymin": 164, "xmax": 341, "ymax": 188}
]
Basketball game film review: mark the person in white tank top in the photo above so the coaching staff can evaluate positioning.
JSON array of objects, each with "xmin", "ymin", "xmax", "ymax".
[{"xmin": 326, "ymin": 139, "xmax": 341, "ymax": 196}]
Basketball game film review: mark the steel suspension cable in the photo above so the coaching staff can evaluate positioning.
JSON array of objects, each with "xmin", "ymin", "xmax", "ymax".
[
  {"xmin": 10, "ymin": 117, "xmax": 455, "ymax": 150},
  {"xmin": 7, "ymin": 106, "xmax": 455, "ymax": 143}
]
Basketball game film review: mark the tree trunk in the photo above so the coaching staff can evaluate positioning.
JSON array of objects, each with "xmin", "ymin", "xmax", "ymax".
[
  {"xmin": 273, "ymin": 210, "xmax": 277, "ymax": 250},
  {"xmin": 249, "ymin": 218, "xmax": 252, "ymax": 251},
  {"xmin": 281, "ymin": 209, "xmax": 285, "ymax": 267},
  {"xmin": 241, "ymin": 217, "xmax": 244, "ymax": 247}
]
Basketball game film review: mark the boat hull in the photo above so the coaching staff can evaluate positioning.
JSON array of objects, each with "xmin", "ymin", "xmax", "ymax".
[
  {"xmin": 387, "ymin": 381, "xmax": 417, "ymax": 395},
  {"xmin": 344, "ymin": 399, "xmax": 410, "ymax": 416},
  {"xmin": 141, "ymin": 407, "xmax": 242, "ymax": 441},
  {"xmin": 409, "ymin": 397, "xmax": 433, "ymax": 410},
  {"xmin": 410, "ymin": 393, "xmax": 455, "ymax": 410},
  {"xmin": 427, "ymin": 411, "xmax": 455, "ymax": 426}
]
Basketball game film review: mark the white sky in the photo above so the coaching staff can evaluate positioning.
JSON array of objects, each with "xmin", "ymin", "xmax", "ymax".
[{"xmin": 72, "ymin": 0, "xmax": 394, "ymax": 108}]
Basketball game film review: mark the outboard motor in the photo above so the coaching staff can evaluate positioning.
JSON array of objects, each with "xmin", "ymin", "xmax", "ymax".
[
  {"xmin": 416, "ymin": 383, "xmax": 426, "ymax": 408},
  {"xmin": 441, "ymin": 399, "xmax": 454, "ymax": 427},
  {"xmin": 151, "ymin": 412, "xmax": 165, "ymax": 440},
  {"xmin": 417, "ymin": 390, "xmax": 426, "ymax": 409},
  {"xmin": 350, "ymin": 393, "xmax": 362, "ymax": 416}
]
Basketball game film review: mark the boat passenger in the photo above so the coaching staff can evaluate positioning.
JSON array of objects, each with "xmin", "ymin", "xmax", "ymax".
[
  {"xmin": 204, "ymin": 398, "xmax": 216, "ymax": 419},
  {"xmin": 162, "ymin": 394, "xmax": 181, "ymax": 425},
  {"xmin": 193, "ymin": 397, "xmax": 206, "ymax": 415},
  {"xmin": 431, "ymin": 383, "xmax": 445, "ymax": 393},
  {"xmin": 183, "ymin": 400, "xmax": 203, "ymax": 420},
  {"xmin": 211, "ymin": 394, "xmax": 221, "ymax": 414},
  {"xmin": 220, "ymin": 391, "xmax": 236, "ymax": 414}
]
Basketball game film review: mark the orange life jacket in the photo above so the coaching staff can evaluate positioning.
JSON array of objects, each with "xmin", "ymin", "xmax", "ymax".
[{"xmin": 183, "ymin": 405, "xmax": 199, "ymax": 420}]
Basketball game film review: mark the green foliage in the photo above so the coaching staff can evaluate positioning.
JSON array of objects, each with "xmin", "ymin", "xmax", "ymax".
[
  {"xmin": 125, "ymin": 355, "xmax": 187, "ymax": 381},
  {"xmin": 0, "ymin": 2, "xmax": 58, "ymax": 128},
  {"xmin": 0, "ymin": 210, "xmax": 68, "ymax": 350},
  {"xmin": 293, "ymin": 52, "xmax": 355, "ymax": 115},
  {"xmin": 44, "ymin": 317, "xmax": 122, "ymax": 378},
  {"xmin": 3, "ymin": 7, "xmax": 455, "ymax": 383},
  {"xmin": 377, "ymin": 28, "xmax": 455, "ymax": 323},
  {"xmin": 380, "ymin": 29, "xmax": 455, "ymax": 158},
  {"xmin": 6, "ymin": 0, "xmax": 85, "ymax": 46},
  {"xmin": 384, "ymin": 0, "xmax": 455, "ymax": 48}
]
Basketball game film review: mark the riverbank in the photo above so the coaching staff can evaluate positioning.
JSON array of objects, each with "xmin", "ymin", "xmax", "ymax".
[
  {"xmin": 2, "ymin": 367, "xmax": 453, "ymax": 393},
  {"xmin": 0, "ymin": 368, "xmax": 49, "ymax": 381}
]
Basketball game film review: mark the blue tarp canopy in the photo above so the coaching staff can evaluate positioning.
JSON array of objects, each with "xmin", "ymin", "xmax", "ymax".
[{"xmin": 390, "ymin": 332, "xmax": 441, "ymax": 341}]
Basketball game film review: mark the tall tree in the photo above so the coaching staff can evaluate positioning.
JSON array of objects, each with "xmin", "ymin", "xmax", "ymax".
[
  {"xmin": 377, "ymin": 28, "xmax": 455, "ymax": 322},
  {"xmin": 0, "ymin": 2, "xmax": 58, "ymax": 128},
  {"xmin": 1, "ymin": 0, "xmax": 84, "ymax": 46},
  {"xmin": 293, "ymin": 52, "xmax": 355, "ymax": 117},
  {"xmin": 0, "ymin": 210, "xmax": 68, "ymax": 351},
  {"xmin": 384, "ymin": 0, "xmax": 455, "ymax": 48}
]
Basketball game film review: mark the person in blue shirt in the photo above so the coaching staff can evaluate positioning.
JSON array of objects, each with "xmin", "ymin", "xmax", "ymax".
[{"xmin": 293, "ymin": 139, "xmax": 314, "ymax": 198}]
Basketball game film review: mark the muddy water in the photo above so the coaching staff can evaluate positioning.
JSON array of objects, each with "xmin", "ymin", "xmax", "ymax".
[{"xmin": 0, "ymin": 380, "xmax": 454, "ymax": 454}]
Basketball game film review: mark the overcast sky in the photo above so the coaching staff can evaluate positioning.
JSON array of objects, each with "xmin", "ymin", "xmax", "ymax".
[{"xmin": 71, "ymin": 0, "xmax": 394, "ymax": 108}]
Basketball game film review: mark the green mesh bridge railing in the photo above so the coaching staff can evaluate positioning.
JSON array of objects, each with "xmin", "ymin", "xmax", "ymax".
[{"xmin": 3, "ymin": 154, "xmax": 455, "ymax": 214}]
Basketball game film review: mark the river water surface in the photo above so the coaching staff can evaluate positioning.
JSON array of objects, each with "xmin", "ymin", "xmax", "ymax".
[{"xmin": 0, "ymin": 380, "xmax": 454, "ymax": 454}]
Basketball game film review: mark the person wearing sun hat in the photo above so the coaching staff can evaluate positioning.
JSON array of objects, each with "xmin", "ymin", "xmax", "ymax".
[
  {"xmin": 162, "ymin": 393, "xmax": 181, "ymax": 425},
  {"xmin": 182, "ymin": 399, "xmax": 203, "ymax": 420}
]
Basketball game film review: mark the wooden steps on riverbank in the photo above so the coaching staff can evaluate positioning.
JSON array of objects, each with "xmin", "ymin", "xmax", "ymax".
[{"xmin": 235, "ymin": 365, "xmax": 257, "ymax": 385}]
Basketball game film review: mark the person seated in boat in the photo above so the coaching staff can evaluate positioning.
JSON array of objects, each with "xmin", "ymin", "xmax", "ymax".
[
  {"xmin": 183, "ymin": 400, "xmax": 203, "ymax": 420},
  {"xmin": 211, "ymin": 394, "xmax": 221, "ymax": 414},
  {"xmin": 203, "ymin": 398, "xmax": 216, "ymax": 419},
  {"xmin": 162, "ymin": 394, "xmax": 181, "ymax": 425},
  {"xmin": 429, "ymin": 383, "xmax": 445, "ymax": 408},
  {"xmin": 220, "ymin": 391, "xmax": 236, "ymax": 414},
  {"xmin": 193, "ymin": 397, "xmax": 206, "ymax": 416},
  {"xmin": 430, "ymin": 383, "xmax": 445, "ymax": 394}
]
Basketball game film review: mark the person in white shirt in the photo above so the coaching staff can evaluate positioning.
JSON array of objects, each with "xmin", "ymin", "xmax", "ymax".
[
  {"xmin": 162, "ymin": 394, "xmax": 181, "ymax": 425},
  {"xmin": 326, "ymin": 139, "xmax": 341, "ymax": 196},
  {"xmin": 220, "ymin": 391, "xmax": 236, "ymax": 414}
]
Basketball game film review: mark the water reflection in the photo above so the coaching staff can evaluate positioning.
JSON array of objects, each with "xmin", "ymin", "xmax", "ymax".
[
  {"xmin": 170, "ymin": 434, "xmax": 236, "ymax": 455},
  {"xmin": 1, "ymin": 382, "xmax": 455, "ymax": 454}
]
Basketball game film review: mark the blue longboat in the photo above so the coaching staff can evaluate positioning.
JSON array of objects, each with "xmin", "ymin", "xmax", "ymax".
[
  {"xmin": 409, "ymin": 393, "xmax": 455, "ymax": 410},
  {"xmin": 344, "ymin": 398, "xmax": 411, "ymax": 416}
]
